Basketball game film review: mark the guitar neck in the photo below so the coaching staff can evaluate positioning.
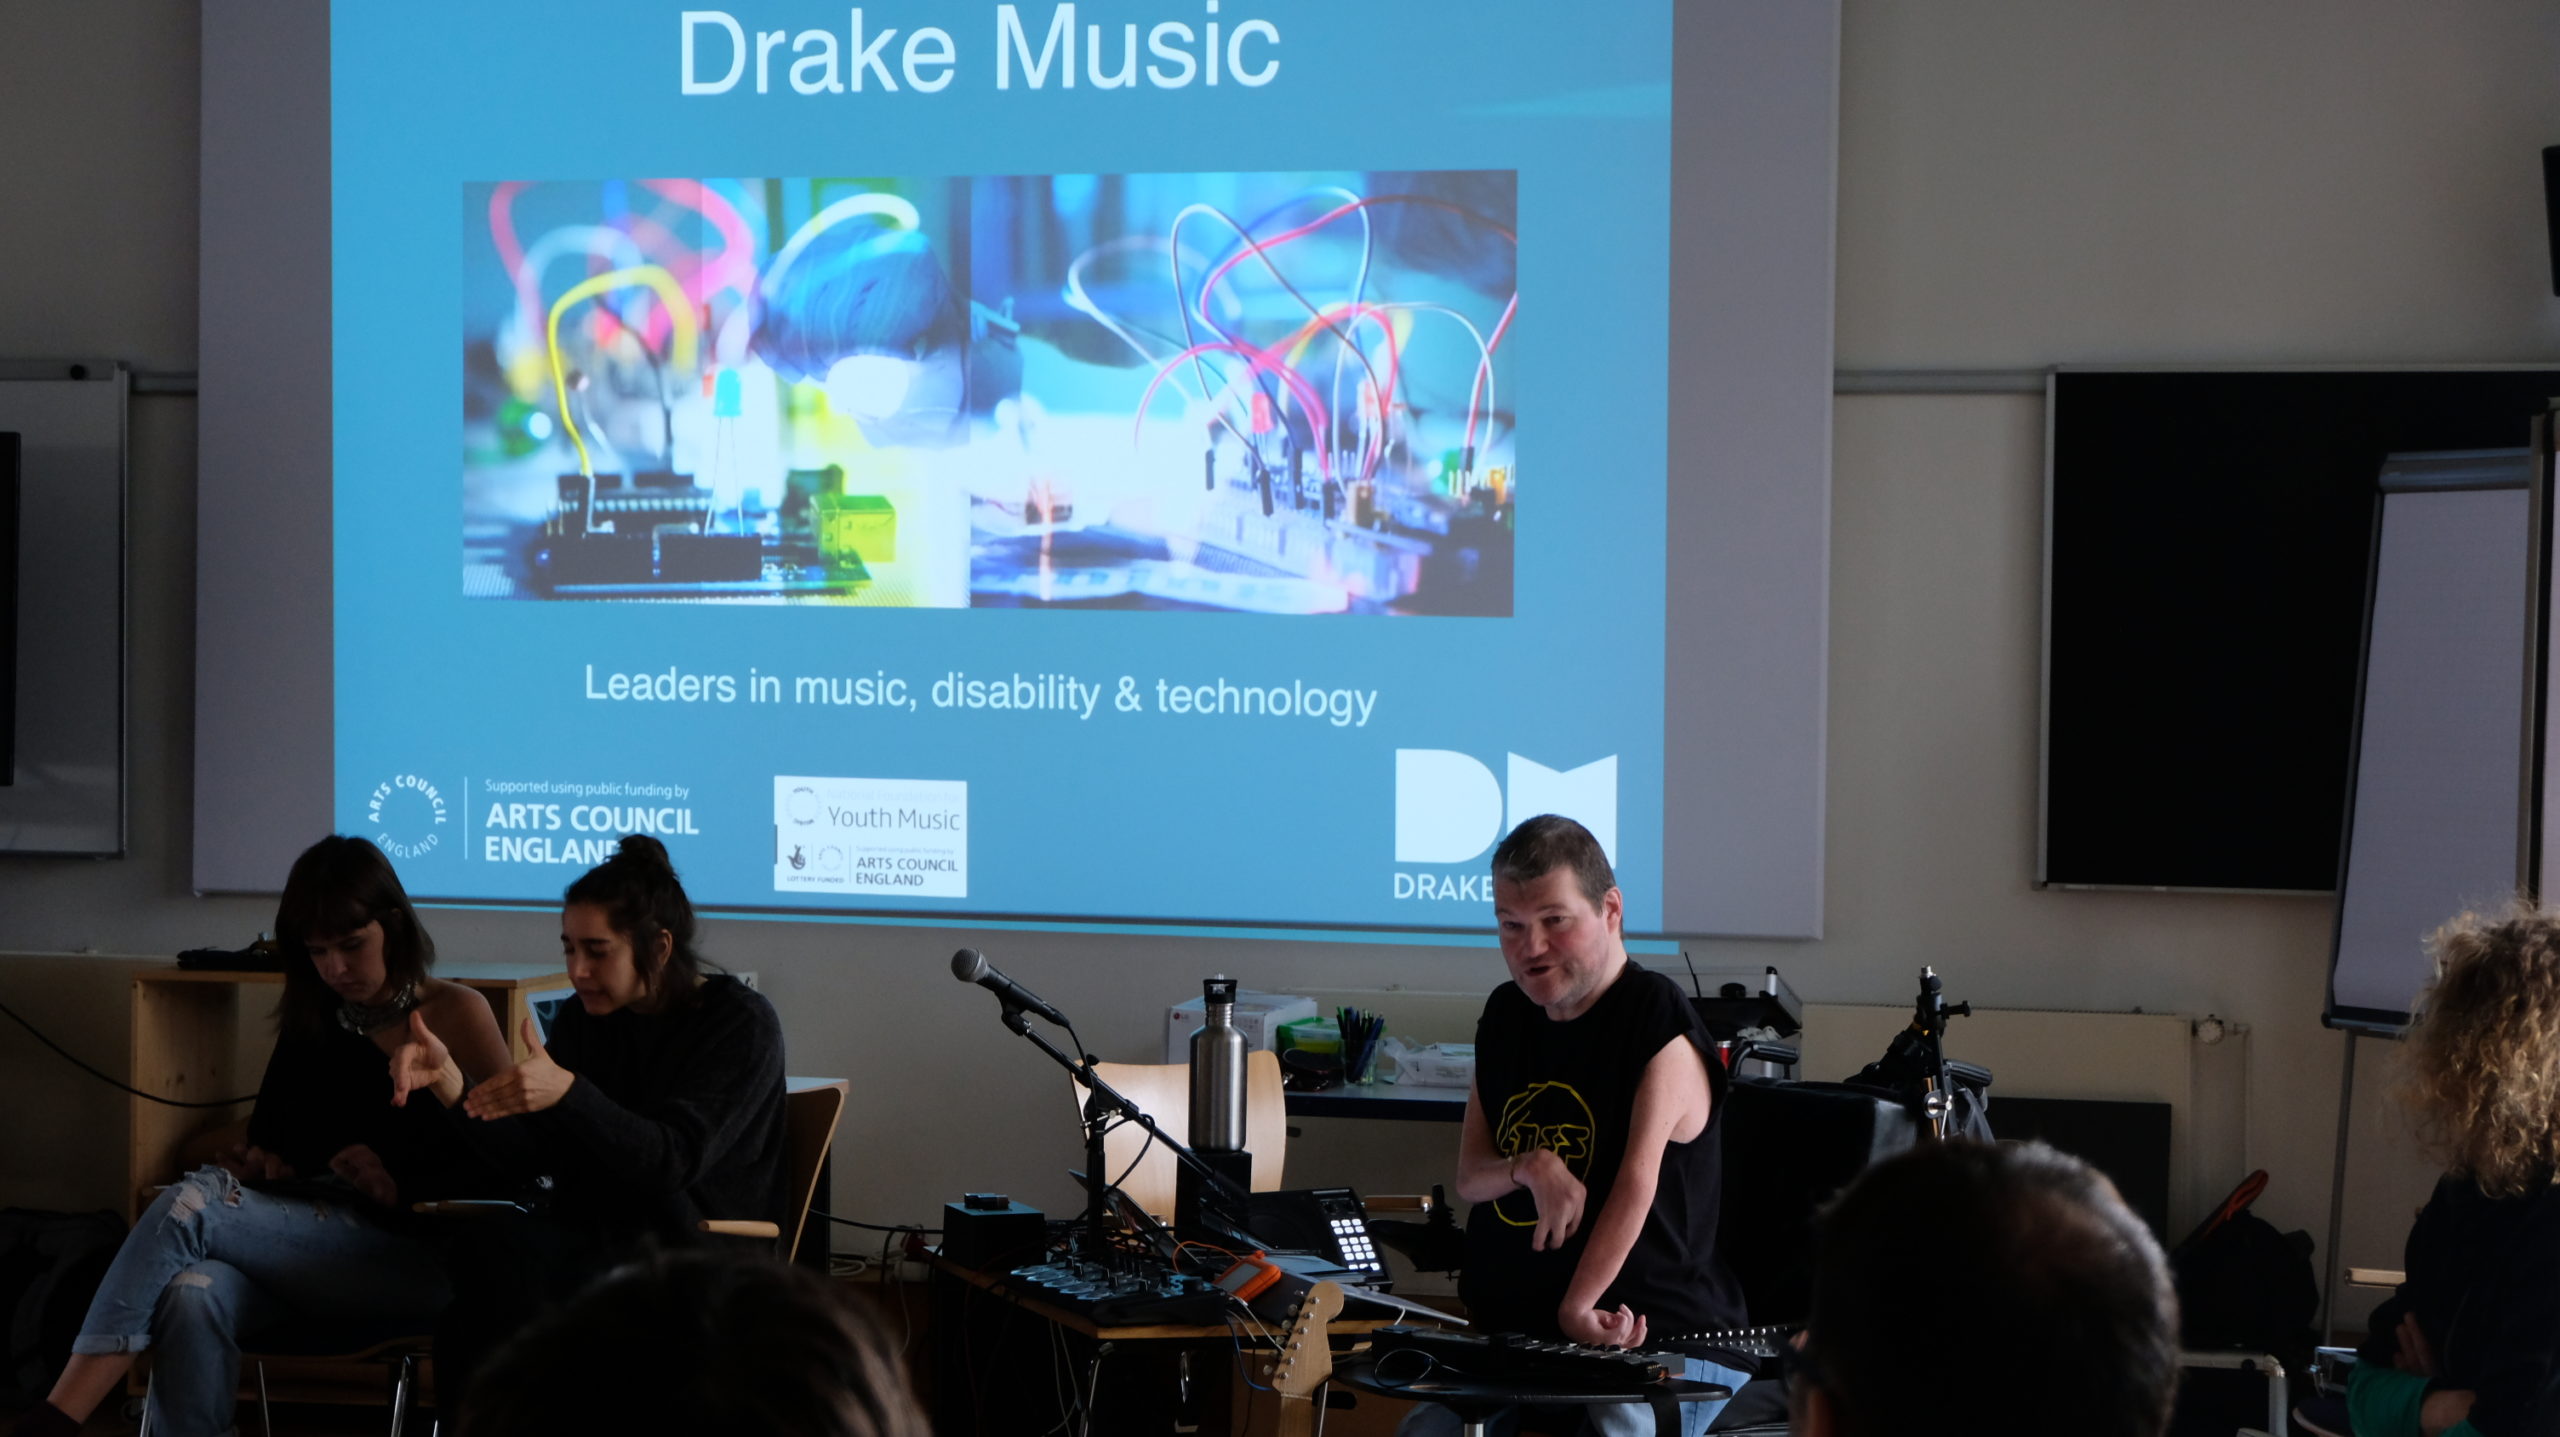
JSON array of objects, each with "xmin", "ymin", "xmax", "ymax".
[{"xmin": 1274, "ymin": 1391, "xmax": 1321, "ymax": 1437}]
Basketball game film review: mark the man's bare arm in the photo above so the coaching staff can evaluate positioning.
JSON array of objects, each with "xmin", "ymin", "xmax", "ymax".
[
  {"xmin": 1455, "ymin": 1080, "xmax": 1515, "ymax": 1203},
  {"xmin": 1560, "ymin": 1035, "xmax": 1710, "ymax": 1323}
]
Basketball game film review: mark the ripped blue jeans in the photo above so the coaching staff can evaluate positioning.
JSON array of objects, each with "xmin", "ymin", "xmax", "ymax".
[
  {"xmin": 72, "ymin": 1166, "xmax": 449, "ymax": 1437},
  {"xmin": 1393, "ymin": 1353, "xmax": 1754, "ymax": 1437}
]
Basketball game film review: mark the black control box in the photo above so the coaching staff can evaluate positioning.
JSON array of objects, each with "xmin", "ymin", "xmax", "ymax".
[{"xmin": 942, "ymin": 1197, "xmax": 1046, "ymax": 1271}]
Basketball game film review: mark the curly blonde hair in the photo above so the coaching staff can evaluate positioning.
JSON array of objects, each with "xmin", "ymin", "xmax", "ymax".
[{"xmin": 2401, "ymin": 907, "xmax": 2560, "ymax": 1198}]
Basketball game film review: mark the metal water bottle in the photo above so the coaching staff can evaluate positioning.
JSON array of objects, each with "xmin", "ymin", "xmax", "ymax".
[{"xmin": 1189, "ymin": 976, "xmax": 1248, "ymax": 1153}]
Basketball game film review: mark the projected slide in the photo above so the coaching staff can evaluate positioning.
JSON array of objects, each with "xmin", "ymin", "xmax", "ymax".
[
  {"xmin": 463, "ymin": 173, "xmax": 1517, "ymax": 617},
  {"xmin": 230, "ymin": 0, "xmax": 1859, "ymax": 938}
]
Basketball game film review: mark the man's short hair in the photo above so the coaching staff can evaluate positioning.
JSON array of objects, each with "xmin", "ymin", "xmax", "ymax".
[
  {"xmin": 1491, "ymin": 815, "xmax": 1617, "ymax": 910},
  {"xmin": 1803, "ymin": 1140, "xmax": 2179, "ymax": 1437}
]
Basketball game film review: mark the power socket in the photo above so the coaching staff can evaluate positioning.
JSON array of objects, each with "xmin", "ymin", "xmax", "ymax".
[{"xmin": 734, "ymin": 970, "xmax": 759, "ymax": 990}]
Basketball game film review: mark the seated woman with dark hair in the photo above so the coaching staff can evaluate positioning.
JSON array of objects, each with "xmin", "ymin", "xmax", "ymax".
[
  {"xmin": 12, "ymin": 837, "xmax": 511, "ymax": 1437},
  {"xmin": 457, "ymin": 1250, "xmax": 928, "ymax": 1437},
  {"xmin": 388, "ymin": 834, "xmax": 788, "ymax": 1412},
  {"xmin": 2354, "ymin": 909, "xmax": 2560, "ymax": 1437}
]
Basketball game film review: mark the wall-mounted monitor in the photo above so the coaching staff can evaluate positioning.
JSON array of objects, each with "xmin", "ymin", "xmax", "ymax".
[{"xmin": 0, "ymin": 368, "xmax": 125, "ymax": 854}]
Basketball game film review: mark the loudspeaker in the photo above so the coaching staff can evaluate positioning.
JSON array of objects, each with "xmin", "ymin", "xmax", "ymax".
[
  {"xmin": 2544, "ymin": 146, "xmax": 2560, "ymax": 296},
  {"xmin": 941, "ymin": 1196, "xmax": 1045, "ymax": 1271}
]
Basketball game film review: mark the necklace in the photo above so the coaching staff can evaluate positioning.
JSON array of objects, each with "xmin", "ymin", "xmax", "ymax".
[{"xmin": 337, "ymin": 980, "xmax": 421, "ymax": 1036}]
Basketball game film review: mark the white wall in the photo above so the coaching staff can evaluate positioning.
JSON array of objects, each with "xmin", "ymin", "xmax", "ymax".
[{"xmin": 6, "ymin": 0, "xmax": 2560, "ymax": 1332}]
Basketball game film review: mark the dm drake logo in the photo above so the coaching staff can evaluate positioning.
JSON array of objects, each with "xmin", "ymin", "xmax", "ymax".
[
  {"xmin": 1394, "ymin": 750, "xmax": 1618, "ymax": 866},
  {"xmin": 365, "ymin": 773, "xmax": 449, "ymax": 861}
]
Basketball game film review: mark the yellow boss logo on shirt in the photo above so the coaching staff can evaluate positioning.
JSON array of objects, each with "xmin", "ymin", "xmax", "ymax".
[{"xmin": 1492, "ymin": 1080, "xmax": 1597, "ymax": 1228}]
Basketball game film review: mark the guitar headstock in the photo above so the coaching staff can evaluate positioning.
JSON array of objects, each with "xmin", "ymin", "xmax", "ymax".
[{"xmin": 1263, "ymin": 1279, "xmax": 1346, "ymax": 1398}]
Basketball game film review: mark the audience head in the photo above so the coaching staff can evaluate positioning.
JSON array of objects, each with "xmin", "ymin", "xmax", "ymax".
[
  {"xmin": 274, "ymin": 835, "xmax": 435, "ymax": 1032},
  {"xmin": 458, "ymin": 1249, "xmax": 929, "ymax": 1437},
  {"xmin": 561, "ymin": 835, "xmax": 704, "ymax": 1013},
  {"xmin": 2403, "ymin": 906, "xmax": 2560, "ymax": 1197},
  {"xmin": 1794, "ymin": 1140, "xmax": 2178, "ymax": 1437}
]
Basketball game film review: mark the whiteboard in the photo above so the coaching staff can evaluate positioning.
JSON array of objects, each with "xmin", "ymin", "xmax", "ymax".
[
  {"xmin": 0, "ymin": 363, "xmax": 125, "ymax": 854},
  {"xmin": 2327, "ymin": 450, "xmax": 2535, "ymax": 1031}
]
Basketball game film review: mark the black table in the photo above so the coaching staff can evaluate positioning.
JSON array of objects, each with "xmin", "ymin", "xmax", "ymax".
[
  {"xmin": 1331, "ymin": 1355, "xmax": 1730, "ymax": 1437},
  {"xmin": 1283, "ymin": 1082, "xmax": 1468, "ymax": 1121}
]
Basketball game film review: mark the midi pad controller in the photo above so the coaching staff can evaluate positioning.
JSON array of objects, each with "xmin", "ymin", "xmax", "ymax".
[{"xmin": 1002, "ymin": 1259, "xmax": 1230, "ymax": 1326}]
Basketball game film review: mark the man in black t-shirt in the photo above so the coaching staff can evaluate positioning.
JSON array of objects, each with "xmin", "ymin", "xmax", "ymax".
[{"xmin": 1399, "ymin": 815, "xmax": 1748, "ymax": 1437}]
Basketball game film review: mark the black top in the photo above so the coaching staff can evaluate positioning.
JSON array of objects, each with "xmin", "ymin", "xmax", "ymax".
[
  {"xmin": 2359, "ymin": 1174, "xmax": 2560, "ymax": 1435},
  {"xmin": 1460, "ymin": 966, "xmax": 1745, "ymax": 1344},
  {"xmin": 246, "ymin": 1021, "xmax": 499, "ymax": 1208},
  {"xmin": 450, "ymin": 976, "xmax": 789, "ymax": 1241}
]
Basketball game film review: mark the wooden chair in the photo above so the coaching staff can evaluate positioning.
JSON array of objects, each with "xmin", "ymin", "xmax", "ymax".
[
  {"xmin": 1077, "ymin": 1052, "xmax": 1286, "ymax": 1220},
  {"xmin": 141, "ymin": 1337, "xmax": 435, "ymax": 1437},
  {"xmin": 700, "ymin": 1080, "xmax": 848, "ymax": 1261},
  {"xmin": 147, "ymin": 1083, "xmax": 849, "ymax": 1435},
  {"xmin": 136, "ymin": 1286, "xmax": 435, "ymax": 1437},
  {"xmin": 130, "ymin": 1119, "xmax": 432, "ymax": 1437}
]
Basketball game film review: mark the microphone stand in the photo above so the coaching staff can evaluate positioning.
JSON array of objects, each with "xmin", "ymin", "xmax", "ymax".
[
  {"xmin": 993, "ymin": 1000, "xmax": 1253, "ymax": 1260},
  {"xmin": 1911, "ymin": 966, "xmax": 1971, "ymax": 1139}
]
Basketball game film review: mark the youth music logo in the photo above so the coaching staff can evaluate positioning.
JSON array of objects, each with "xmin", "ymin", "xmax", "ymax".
[
  {"xmin": 773, "ymin": 775, "xmax": 968, "ymax": 898},
  {"xmin": 1392, "ymin": 750, "xmax": 1617, "ymax": 899}
]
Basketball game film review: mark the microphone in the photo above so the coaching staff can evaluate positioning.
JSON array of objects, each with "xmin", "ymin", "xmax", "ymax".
[{"xmin": 951, "ymin": 949, "xmax": 1071, "ymax": 1028}]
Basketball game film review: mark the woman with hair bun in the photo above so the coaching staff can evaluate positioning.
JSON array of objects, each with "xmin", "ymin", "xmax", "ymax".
[
  {"xmin": 390, "ymin": 835, "xmax": 787, "ymax": 1413},
  {"xmin": 2353, "ymin": 907, "xmax": 2560, "ymax": 1437}
]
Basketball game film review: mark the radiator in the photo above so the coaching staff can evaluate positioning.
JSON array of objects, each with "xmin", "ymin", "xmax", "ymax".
[{"xmin": 1800, "ymin": 1003, "xmax": 2239, "ymax": 1235}]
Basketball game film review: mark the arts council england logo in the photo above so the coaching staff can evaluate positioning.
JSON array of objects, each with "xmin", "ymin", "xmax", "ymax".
[{"xmin": 366, "ymin": 773, "xmax": 449, "ymax": 860}]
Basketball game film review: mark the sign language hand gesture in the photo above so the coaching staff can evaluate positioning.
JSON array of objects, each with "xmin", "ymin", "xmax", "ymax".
[
  {"xmin": 463, "ymin": 1017, "xmax": 577, "ymax": 1120},
  {"xmin": 389, "ymin": 1009, "xmax": 462, "ymax": 1108}
]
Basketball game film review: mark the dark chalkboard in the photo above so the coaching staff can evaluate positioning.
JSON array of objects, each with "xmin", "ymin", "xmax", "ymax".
[{"xmin": 2042, "ymin": 368, "xmax": 2560, "ymax": 893}]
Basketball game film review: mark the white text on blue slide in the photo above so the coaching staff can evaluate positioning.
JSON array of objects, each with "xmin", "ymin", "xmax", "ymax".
[{"xmin": 679, "ymin": 6, "xmax": 1281, "ymax": 96}]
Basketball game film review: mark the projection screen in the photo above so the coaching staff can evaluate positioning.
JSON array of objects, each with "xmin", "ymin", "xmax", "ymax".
[{"xmin": 197, "ymin": 1, "xmax": 1838, "ymax": 938}]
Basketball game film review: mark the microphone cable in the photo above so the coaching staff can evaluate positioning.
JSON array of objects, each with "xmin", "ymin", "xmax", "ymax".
[
  {"xmin": 811, "ymin": 1210, "xmax": 942, "ymax": 1234},
  {"xmin": 0, "ymin": 995, "xmax": 259, "ymax": 1107}
]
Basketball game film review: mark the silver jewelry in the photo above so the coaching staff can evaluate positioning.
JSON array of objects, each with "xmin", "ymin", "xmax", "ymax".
[{"xmin": 337, "ymin": 980, "xmax": 421, "ymax": 1036}]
